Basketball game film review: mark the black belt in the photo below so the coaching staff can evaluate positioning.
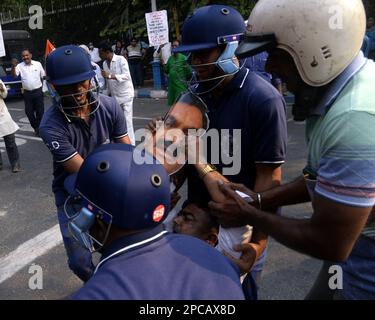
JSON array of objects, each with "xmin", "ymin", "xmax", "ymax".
[{"xmin": 24, "ymin": 87, "xmax": 42, "ymax": 93}]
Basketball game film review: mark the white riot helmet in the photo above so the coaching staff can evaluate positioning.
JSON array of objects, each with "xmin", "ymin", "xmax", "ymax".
[{"xmin": 236, "ymin": 0, "xmax": 366, "ymax": 87}]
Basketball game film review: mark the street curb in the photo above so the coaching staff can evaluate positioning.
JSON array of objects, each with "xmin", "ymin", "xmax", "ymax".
[
  {"xmin": 134, "ymin": 89, "xmax": 295, "ymax": 104},
  {"xmin": 135, "ymin": 89, "xmax": 167, "ymax": 99}
]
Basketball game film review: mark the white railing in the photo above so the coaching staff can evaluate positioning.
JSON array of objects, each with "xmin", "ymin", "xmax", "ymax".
[{"xmin": 0, "ymin": 0, "xmax": 113, "ymax": 25}]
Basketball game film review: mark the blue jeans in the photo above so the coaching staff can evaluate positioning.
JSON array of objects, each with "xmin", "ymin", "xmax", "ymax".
[
  {"xmin": 251, "ymin": 245, "xmax": 268, "ymax": 286},
  {"xmin": 240, "ymin": 245, "xmax": 268, "ymax": 300},
  {"xmin": 242, "ymin": 273, "xmax": 258, "ymax": 300},
  {"xmin": 57, "ymin": 206, "xmax": 94, "ymax": 282},
  {"xmin": 339, "ymin": 235, "xmax": 375, "ymax": 299},
  {"xmin": 306, "ymin": 236, "xmax": 375, "ymax": 300}
]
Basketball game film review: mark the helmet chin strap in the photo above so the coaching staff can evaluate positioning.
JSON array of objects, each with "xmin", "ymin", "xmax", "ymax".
[
  {"xmin": 177, "ymin": 42, "xmax": 244, "ymax": 95},
  {"xmin": 292, "ymin": 83, "xmax": 322, "ymax": 121},
  {"xmin": 187, "ymin": 58, "xmax": 247, "ymax": 96},
  {"xmin": 171, "ymin": 60, "xmax": 231, "ymax": 96},
  {"xmin": 189, "ymin": 76, "xmax": 227, "ymax": 96},
  {"xmin": 184, "ymin": 62, "xmax": 238, "ymax": 96}
]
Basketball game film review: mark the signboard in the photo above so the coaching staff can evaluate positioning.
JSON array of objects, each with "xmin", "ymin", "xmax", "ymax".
[
  {"xmin": 0, "ymin": 25, "xmax": 5, "ymax": 57},
  {"xmin": 145, "ymin": 10, "xmax": 169, "ymax": 47}
]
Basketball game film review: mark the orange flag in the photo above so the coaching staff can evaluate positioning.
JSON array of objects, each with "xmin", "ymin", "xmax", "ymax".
[{"xmin": 45, "ymin": 39, "xmax": 55, "ymax": 58}]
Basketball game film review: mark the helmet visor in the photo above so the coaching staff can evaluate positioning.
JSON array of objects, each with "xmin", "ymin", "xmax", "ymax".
[
  {"xmin": 236, "ymin": 33, "xmax": 277, "ymax": 59},
  {"xmin": 54, "ymin": 81, "xmax": 101, "ymax": 119},
  {"xmin": 64, "ymin": 192, "xmax": 113, "ymax": 253}
]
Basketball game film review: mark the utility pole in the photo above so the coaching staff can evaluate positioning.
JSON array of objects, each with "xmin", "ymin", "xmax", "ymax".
[
  {"xmin": 151, "ymin": 0, "xmax": 157, "ymax": 12},
  {"xmin": 172, "ymin": 5, "xmax": 180, "ymax": 41}
]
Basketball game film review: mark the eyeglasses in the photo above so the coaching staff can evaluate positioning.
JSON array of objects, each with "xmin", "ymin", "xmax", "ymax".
[{"xmin": 162, "ymin": 91, "xmax": 210, "ymax": 134}]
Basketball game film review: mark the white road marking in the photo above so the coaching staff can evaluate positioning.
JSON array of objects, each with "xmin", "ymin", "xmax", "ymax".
[
  {"xmin": 0, "ymin": 224, "xmax": 62, "ymax": 284},
  {"xmin": 0, "ymin": 107, "xmax": 152, "ymax": 282},
  {"xmin": 0, "ymin": 210, "xmax": 7, "ymax": 217},
  {"xmin": 133, "ymin": 116, "xmax": 152, "ymax": 121},
  {"xmin": 18, "ymin": 117, "xmax": 30, "ymax": 124},
  {"xmin": 15, "ymin": 134, "xmax": 42, "ymax": 142},
  {"xmin": 16, "ymin": 118, "xmax": 34, "ymax": 133},
  {"xmin": 7, "ymin": 108, "xmax": 23, "ymax": 112},
  {"xmin": 0, "ymin": 137, "xmax": 27, "ymax": 150}
]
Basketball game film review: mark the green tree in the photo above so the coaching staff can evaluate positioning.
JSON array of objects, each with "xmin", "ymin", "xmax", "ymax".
[{"xmin": 99, "ymin": 0, "xmax": 257, "ymax": 41}]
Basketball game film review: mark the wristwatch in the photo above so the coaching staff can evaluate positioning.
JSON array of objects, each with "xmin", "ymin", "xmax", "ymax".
[{"xmin": 199, "ymin": 164, "xmax": 217, "ymax": 179}]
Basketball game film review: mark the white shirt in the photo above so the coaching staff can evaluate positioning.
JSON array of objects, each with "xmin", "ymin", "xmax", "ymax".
[
  {"xmin": 89, "ymin": 47, "xmax": 101, "ymax": 63},
  {"xmin": 153, "ymin": 43, "xmax": 172, "ymax": 65},
  {"xmin": 103, "ymin": 54, "xmax": 134, "ymax": 101},
  {"xmin": 160, "ymin": 43, "xmax": 171, "ymax": 65},
  {"xmin": 91, "ymin": 61, "xmax": 105, "ymax": 92},
  {"xmin": 15, "ymin": 60, "xmax": 45, "ymax": 91},
  {"xmin": 0, "ymin": 80, "xmax": 19, "ymax": 137},
  {"xmin": 216, "ymin": 226, "xmax": 253, "ymax": 259},
  {"xmin": 127, "ymin": 44, "xmax": 143, "ymax": 59}
]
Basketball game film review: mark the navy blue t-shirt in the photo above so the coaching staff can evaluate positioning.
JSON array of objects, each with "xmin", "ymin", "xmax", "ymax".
[
  {"xmin": 72, "ymin": 225, "xmax": 244, "ymax": 300},
  {"xmin": 188, "ymin": 67, "xmax": 287, "ymax": 203},
  {"xmin": 39, "ymin": 94, "xmax": 128, "ymax": 207}
]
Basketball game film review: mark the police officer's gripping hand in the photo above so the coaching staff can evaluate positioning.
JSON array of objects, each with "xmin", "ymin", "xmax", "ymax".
[
  {"xmin": 223, "ymin": 243, "xmax": 258, "ymax": 275},
  {"xmin": 209, "ymin": 182, "xmax": 259, "ymax": 228}
]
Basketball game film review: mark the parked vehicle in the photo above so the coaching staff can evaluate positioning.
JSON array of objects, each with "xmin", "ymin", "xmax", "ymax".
[{"xmin": 0, "ymin": 30, "xmax": 32, "ymax": 98}]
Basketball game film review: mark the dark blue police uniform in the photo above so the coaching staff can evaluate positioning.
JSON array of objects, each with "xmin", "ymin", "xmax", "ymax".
[
  {"xmin": 188, "ymin": 67, "xmax": 287, "ymax": 289},
  {"xmin": 188, "ymin": 67, "xmax": 287, "ymax": 202},
  {"xmin": 40, "ymin": 93, "xmax": 128, "ymax": 207},
  {"xmin": 39, "ymin": 93, "xmax": 128, "ymax": 281},
  {"xmin": 72, "ymin": 225, "xmax": 245, "ymax": 300},
  {"xmin": 242, "ymin": 52, "xmax": 283, "ymax": 88}
]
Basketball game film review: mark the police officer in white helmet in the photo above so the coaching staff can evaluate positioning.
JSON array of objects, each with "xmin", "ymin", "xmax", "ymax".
[{"xmin": 209, "ymin": 0, "xmax": 375, "ymax": 300}]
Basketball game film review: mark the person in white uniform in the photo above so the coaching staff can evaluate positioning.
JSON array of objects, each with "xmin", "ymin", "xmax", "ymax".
[
  {"xmin": 98, "ymin": 41, "xmax": 135, "ymax": 145},
  {"xmin": 88, "ymin": 42, "xmax": 101, "ymax": 64},
  {"xmin": 79, "ymin": 45, "xmax": 105, "ymax": 93},
  {"xmin": 0, "ymin": 79, "xmax": 21, "ymax": 172}
]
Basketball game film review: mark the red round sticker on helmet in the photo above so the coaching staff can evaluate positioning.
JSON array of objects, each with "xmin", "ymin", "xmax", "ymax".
[{"xmin": 153, "ymin": 205, "xmax": 165, "ymax": 222}]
